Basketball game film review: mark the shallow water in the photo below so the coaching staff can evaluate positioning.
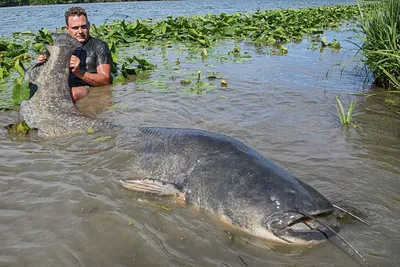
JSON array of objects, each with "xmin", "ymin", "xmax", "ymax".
[{"xmin": 1, "ymin": 1, "xmax": 400, "ymax": 267}]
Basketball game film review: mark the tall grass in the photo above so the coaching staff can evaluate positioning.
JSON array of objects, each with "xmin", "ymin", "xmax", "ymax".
[{"xmin": 358, "ymin": 0, "xmax": 400, "ymax": 90}]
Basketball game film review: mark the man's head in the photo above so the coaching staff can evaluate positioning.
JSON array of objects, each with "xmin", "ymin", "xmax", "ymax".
[{"xmin": 65, "ymin": 7, "xmax": 90, "ymax": 43}]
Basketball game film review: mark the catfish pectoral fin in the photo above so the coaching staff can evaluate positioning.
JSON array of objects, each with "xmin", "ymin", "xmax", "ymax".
[{"xmin": 119, "ymin": 179, "xmax": 184, "ymax": 198}]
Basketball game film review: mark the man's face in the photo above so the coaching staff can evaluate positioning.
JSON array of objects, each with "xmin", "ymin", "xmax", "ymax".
[{"xmin": 66, "ymin": 15, "xmax": 90, "ymax": 43}]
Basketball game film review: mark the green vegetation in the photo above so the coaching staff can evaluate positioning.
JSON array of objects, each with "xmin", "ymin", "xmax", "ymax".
[
  {"xmin": 90, "ymin": 5, "xmax": 361, "ymax": 48},
  {"xmin": 4, "ymin": 120, "xmax": 30, "ymax": 133},
  {"xmin": 335, "ymin": 96, "xmax": 356, "ymax": 125},
  {"xmin": 357, "ymin": 0, "xmax": 400, "ymax": 90},
  {"xmin": 0, "ymin": 4, "xmax": 367, "ymax": 109}
]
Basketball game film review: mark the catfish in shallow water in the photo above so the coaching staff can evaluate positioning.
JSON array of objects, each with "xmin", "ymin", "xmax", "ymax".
[
  {"xmin": 121, "ymin": 128, "xmax": 371, "ymax": 267},
  {"xmin": 19, "ymin": 33, "xmax": 114, "ymax": 137},
  {"xmin": 120, "ymin": 127, "xmax": 342, "ymax": 244}
]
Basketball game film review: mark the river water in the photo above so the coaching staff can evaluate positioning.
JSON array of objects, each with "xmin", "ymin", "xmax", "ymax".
[{"xmin": 1, "ymin": 1, "xmax": 399, "ymax": 267}]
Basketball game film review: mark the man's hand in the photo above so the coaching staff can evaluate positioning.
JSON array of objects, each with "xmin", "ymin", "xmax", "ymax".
[
  {"xmin": 70, "ymin": 55, "xmax": 83, "ymax": 77},
  {"xmin": 38, "ymin": 55, "xmax": 46, "ymax": 63}
]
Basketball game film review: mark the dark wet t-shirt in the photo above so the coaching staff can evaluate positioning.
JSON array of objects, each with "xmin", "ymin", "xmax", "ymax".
[{"xmin": 69, "ymin": 36, "xmax": 112, "ymax": 87}]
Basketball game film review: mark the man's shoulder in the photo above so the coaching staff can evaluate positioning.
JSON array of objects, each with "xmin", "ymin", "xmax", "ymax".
[
  {"xmin": 83, "ymin": 36, "xmax": 112, "ymax": 65},
  {"xmin": 85, "ymin": 36, "xmax": 108, "ymax": 47}
]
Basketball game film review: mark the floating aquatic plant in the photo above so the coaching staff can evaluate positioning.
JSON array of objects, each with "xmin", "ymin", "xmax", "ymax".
[
  {"xmin": 327, "ymin": 39, "xmax": 341, "ymax": 50},
  {"xmin": 4, "ymin": 120, "xmax": 30, "ymax": 134}
]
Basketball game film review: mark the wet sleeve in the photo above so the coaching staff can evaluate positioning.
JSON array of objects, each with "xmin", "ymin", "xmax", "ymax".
[{"xmin": 95, "ymin": 40, "xmax": 112, "ymax": 67}]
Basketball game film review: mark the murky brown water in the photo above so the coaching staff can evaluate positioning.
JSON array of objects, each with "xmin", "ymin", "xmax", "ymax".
[{"xmin": 1, "ymin": 5, "xmax": 400, "ymax": 267}]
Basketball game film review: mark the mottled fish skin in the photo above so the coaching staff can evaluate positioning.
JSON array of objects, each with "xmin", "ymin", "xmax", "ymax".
[
  {"xmin": 120, "ymin": 127, "xmax": 341, "ymax": 243},
  {"xmin": 19, "ymin": 33, "xmax": 116, "ymax": 137}
]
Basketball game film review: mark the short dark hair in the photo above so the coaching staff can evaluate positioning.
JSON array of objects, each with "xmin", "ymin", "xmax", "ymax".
[{"xmin": 65, "ymin": 7, "xmax": 88, "ymax": 25}]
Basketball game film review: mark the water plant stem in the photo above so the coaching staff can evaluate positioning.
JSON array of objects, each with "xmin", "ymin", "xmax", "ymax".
[{"xmin": 336, "ymin": 96, "xmax": 356, "ymax": 125}]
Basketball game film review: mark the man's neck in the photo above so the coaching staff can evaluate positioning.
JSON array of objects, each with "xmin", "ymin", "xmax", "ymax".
[{"xmin": 81, "ymin": 36, "xmax": 91, "ymax": 45}]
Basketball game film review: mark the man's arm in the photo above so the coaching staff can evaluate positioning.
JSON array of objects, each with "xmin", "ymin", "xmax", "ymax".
[{"xmin": 70, "ymin": 56, "xmax": 111, "ymax": 86}]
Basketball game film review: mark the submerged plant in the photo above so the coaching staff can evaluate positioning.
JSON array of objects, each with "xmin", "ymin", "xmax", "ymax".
[
  {"xmin": 383, "ymin": 91, "xmax": 400, "ymax": 115},
  {"xmin": 335, "ymin": 96, "xmax": 356, "ymax": 125}
]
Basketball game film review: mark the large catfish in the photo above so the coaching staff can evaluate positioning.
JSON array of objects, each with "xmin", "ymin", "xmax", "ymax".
[{"xmin": 20, "ymin": 33, "xmax": 112, "ymax": 137}]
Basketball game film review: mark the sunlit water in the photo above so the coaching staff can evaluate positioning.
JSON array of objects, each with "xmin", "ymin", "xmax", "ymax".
[{"xmin": 1, "ymin": 1, "xmax": 399, "ymax": 267}]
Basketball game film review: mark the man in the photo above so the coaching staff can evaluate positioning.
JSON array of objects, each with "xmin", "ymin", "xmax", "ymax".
[{"xmin": 39, "ymin": 7, "xmax": 112, "ymax": 102}]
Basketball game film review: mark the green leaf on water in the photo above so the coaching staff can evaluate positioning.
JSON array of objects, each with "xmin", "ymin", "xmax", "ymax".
[
  {"xmin": 201, "ymin": 48, "xmax": 208, "ymax": 57},
  {"xmin": 11, "ymin": 78, "xmax": 30, "ymax": 105},
  {"xmin": 0, "ymin": 67, "xmax": 4, "ymax": 82},
  {"xmin": 113, "ymin": 73, "xmax": 127, "ymax": 85},
  {"xmin": 281, "ymin": 45, "xmax": 288, "ymax": 55},
  {"xmin": 133, "ymin": 56, "xmax": 156, "ymax": 71},
  {"xmin": 5, "ymin": 121, "xmax": 30, "ymax": 134},
  {"xmin": 87, "ymin": 128, "xmax": 96, "ymax": 134},
  {"xmin": 200, "ymin": 83, "xmax": 218, "ymax": 90},
  {"xmin": 328, "ymin": 39, "xmax": 341, "ymax": 50},
  {"xmin": 33, "ymin": 43, "xmax": 44, "ymax": 53},
  {"xmin": 188, "ymin": 28, "xmax": 199, "ymax": 38},
  {"xmin": 180, "ymin": 80, "xmax": 192, "ymax": 86},
  {"xmin": 13, "ymin": 58, "xmax": 25, "ymax": 77},
  {"xmin": 161, "ymin": 22, "xmax": 167, "ymax": 34},
  {"xmin": 16, "ymin": 120, "xmax": 30, "ymax": 134},
  {"xmin": 20, "ymin": 30, "xmax": 34, "ymax": 35}
]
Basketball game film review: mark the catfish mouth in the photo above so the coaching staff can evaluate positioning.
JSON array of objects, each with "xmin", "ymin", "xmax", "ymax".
[{"xmin": 265, "ymin": 210, "xmax": 341, "ymax": 244}]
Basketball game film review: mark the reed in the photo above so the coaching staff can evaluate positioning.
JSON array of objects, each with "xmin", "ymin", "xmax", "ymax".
[
  {"xmin": 336, "ymin": 96, "xmax": 356, "ymax": 125},
  {"xmin": 358, "ymin": 0, "xmax": 400, "ymax": 89}
]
